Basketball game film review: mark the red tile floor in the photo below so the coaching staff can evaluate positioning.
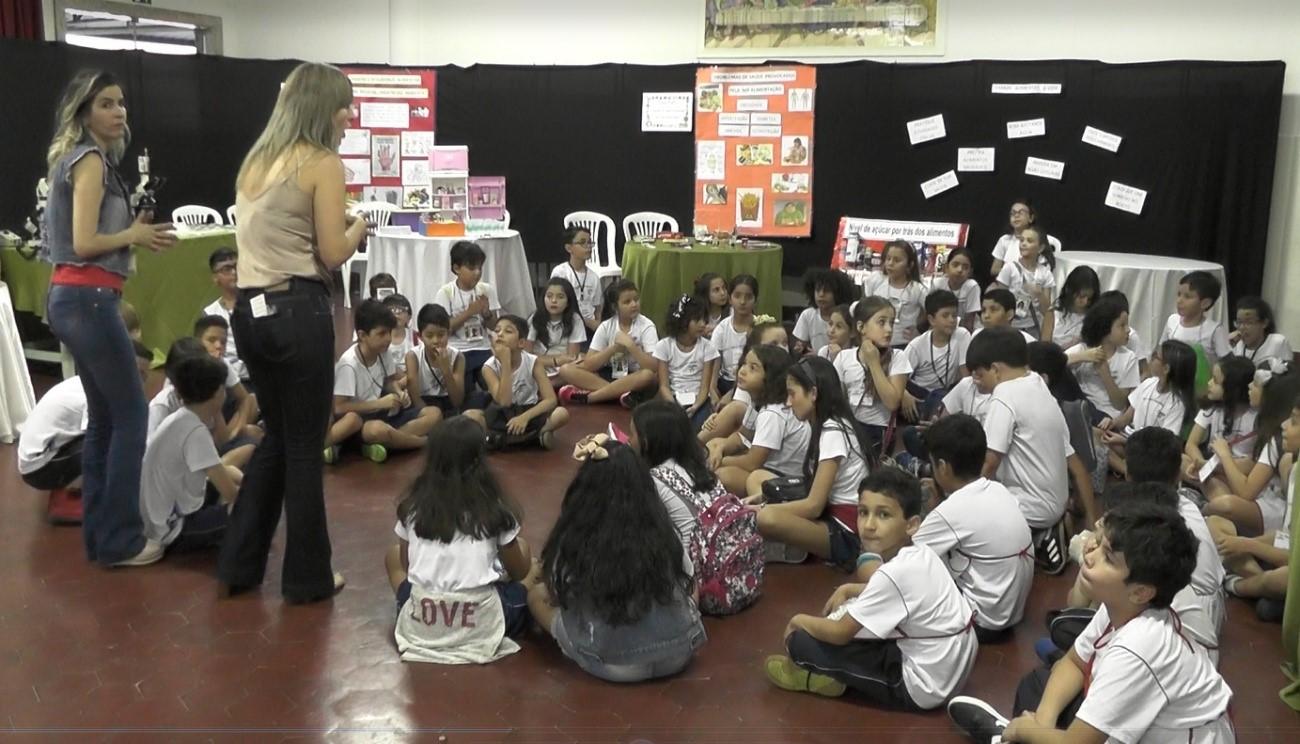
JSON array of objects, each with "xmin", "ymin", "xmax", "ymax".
[{"xmin": 2, "ymin": 304, "xmax": 1298, "ymax": 742}]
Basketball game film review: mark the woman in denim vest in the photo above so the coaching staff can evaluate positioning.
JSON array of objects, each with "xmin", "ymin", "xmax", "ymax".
[{"xmin": 43, "ymin": 70, "xmax": 177, "ymax": 567}]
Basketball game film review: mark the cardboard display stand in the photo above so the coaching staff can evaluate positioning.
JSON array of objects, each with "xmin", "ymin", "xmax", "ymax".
[
  {"xmin": 339, "ymin": 67, "xmax": 437, "ymax": 206},
  {"xmin": 831, "ymin": 217, "xmax": 970, "ymax": 286}
]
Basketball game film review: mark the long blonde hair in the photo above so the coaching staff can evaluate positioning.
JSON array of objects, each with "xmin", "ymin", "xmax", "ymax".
[
  {"xmin": 47, "ymin": 69, "xmax": 128, "ymax": 175},
  {"xmin": 237, "ymin": 62, "xmax": 352, "ymax": 188}
]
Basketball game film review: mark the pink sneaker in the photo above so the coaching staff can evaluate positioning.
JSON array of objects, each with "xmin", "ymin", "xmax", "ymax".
[
  {"xmin": 47, "ymin": 488, "xmax": 83, "ymax": 525},
  {"xmin": 558, "ymin": 385, "xmax": 589, "ymax": 405}
]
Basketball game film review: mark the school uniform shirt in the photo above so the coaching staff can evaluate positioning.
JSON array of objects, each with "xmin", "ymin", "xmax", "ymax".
[
  {"xmin": 334, "ymin": 345, "xmax": 388, "ymax": 404},
  {"xmin": 1232, "ymin": 333, "xmax": 1293, "ymax": 369},
  {"xmin": 711, "ymin": 316, "xmax": 749, "ymax": 382},
  {"xmin": 1052, "ymin": 310, "xmax": 1085, "ymax": 350},
  {"xmin": 912, "ymin": 477, "xmax": 1034, "ymax": 630},
  {"xmin": 982, "ymin": 372, "xmax": 1074, "ymax": 529},
  {"xmin": 1066, "ymin": 343, "xmax": 1141, "ymax": 419},
  {"xmin": 1160, "ymin": 314, "xmax": 1231, "ymax": 363},
  {"xmin": 549, "ymin": 262, "xmax": 602, "ymax": 323},
  {"xmin": 589, "ymin": 314, "xmax": 658, "ymax": 377},
  {"xmin": 387, "ymin": 329, "xmax": 414, "ymax": 375},
  {"xmin": 1072, "ymin": 606, "xmax": 1234, "ymax": 743},
  {"xmin": 483, "ymin": 351, "xmax": 541, "ymax": 407},
  {"xmin": 147, "ymin": 362, "xmax": 242, "ymax": 436},
  {"xmin": 924, "ymin": 276, "xmax": 981, "ymax": 319},
  {"xmin": 793, "ymin": 307, "xmax": 830, "ymax": 352},
  {"xmin": 970, "ymin": 325, "xmax": 1037, "ymax": 344},
  {"xmin": 750, "ymin": 403, "xmax": 811, "ymax": 476},
  {"xmin": 394, "ymin": 519, "xmax": 520, "ymax": 593},
  {"xmin": 413, "ymin": 343, "xmax": 462, "ymax": 399},
  {"xmin": 1277, "ymin": 466, "xmax": 1296, "ymax": 553},
  {"xmin": 433, "ymin": 281, "xmax": 502, "ymax": 352},
  {"xmin": 1125, "ymin": 327, "xmax": 1151, "ymax": 362},
  {"xmin": 818, "ymin": 419, "xmax": 870, "ymax": 531},
  {"xmin": 1253, "ymin": 438, "xmax": 1288, "ymax": 534},
  {"xmin": 844, "ymin": 545, "xmax": 979, "ymax": 711},
  {"xmin": 202, "ymin": 298, "xmax": 248, "ymax": 380},
  {"xmin": 904, "ymin": 328, "xmax": 971, "ymax": 391},
  {"xmin": 815, "ymin": 344, "xmax": 839, "ymax": 361},
  {"xmin": 17, "ymin": 376, "xmax": 87, "ymax": 475},
  {"xmin": 991, "ymin": 233, "xmax": 1060, "ymax": 265},
  {"xmin": 528, "ymin": 314, "xmax": 587, "ymax": 378},
  {"xmin": 1126, "ymin": 377, "xmax": 1187, "ymax": 436},
  {"xmin": 942, "ymin": 377, "xmax": 992, "ymax": 424},
  {"xmin": 139, "ymin": 407, "xmax": 221, "ymax": 546},
  {"xmin": 860, "ymin": 274, "xmax": 927, "ymax": 346},
  {"xmin": 1193, "ymin": 407, "xmax": 1259, "ymax": 460},
  {"xmin": 653, "ymin": 337, "xmax": 720, "ymax": 405},
  {"xmin": 834, "ymin": 347, "xmax": 914, "ymax": 426},
  {"xmin": 995, "ymin": 261, "xmax": 1056, "ymax": 333},
  {"xmin": 1173, "ymin": 493, "xmax": 1225, "ymax": 663}
]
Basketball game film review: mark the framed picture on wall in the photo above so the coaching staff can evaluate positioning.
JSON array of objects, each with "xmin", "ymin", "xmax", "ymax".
[{"xmin": 700, "ymin": 0, "xmax": 944, "ymax": 58}]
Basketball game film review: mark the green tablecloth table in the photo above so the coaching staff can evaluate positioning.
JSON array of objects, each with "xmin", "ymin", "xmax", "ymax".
[
  {"xmin": 0, "ymin": 229, "xmax": 233, "ymax": 355},
  {"xmin": 621, "ymin": 240, "xmax": 783, "ymax": 329}
]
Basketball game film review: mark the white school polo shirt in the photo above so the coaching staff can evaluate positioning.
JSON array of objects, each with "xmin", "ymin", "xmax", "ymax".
[
  {"xmin": 148, "ymin": 362, "xmax": 241, "ymax": 437},
  {"xmin": 1171, "ymin": 493, "xmax": 1225, "ymax": 665},
  {"xmin": 982, "ymin": 373, "xmax": 1073, "ymax": 529},
  {"xmin": 139, "ymin": 407, "xmax": 221, "ymax": 546},
  {"xmin": 996, "ymin": 261, "xmax": 1056, "ymax": 333},
  {"xmin": 334, "ymin": 345, "xmax": 389, "ymax": 403},
  {"xmin": 750, "ymin": 404, "xmax": 811, "ymax": 476},
  {"xmin": 528, "ymin": 314, "xmax": 587, "ymax": 377},
  {"xmin": 589, "ymin": 315, "xmax": 658, "ymax": 376},
  {"xmin": 1066, "ymin": 343, "xmax": 1141, "ymax": 419},
  {"xmin": 924, "ymin": 276, "xmax": 981, "ymax": 319},
  {"xmin": 17, "ymin": 376, "xmax": 88, "ymax": 475},
  {"xmin": 1052, "ymin": 310, "xmax": 1085, "ymax": 351},
  {"xmin": 1231, "ymin": 333, "xmax": 1293, "ymax": 369},
  {"xmin": 202, "ymin": 299, "xmax": 248, "ymax": 380},
  {"xmin": 483, "ymin": 350, "xmax": 541, "ymax": 407},
  {"xmin": 834, "ymin": 347, "xmax": 914, "ymax": 427},
  {"xmin": 793, "ymin": 307, "xmax": 829, "ymax": 352},
  {"xmin": 1193, "ymin": 407, "xmax": 1259, "ymax": 460},
  {"xmin": 653, "ymin": 337, "xmax": 720, "ymax": 404},
  {"xmin": 433, "ymin": 281, "xmax": 502, "ymax": 352},
  {"xmin": 991, "ymin": 233, "xmax": 1060, "ymax": 265},
  {"xmin": 905, "ymin": 328, "xmax": 971, "ymax": 391},
  {"xmin": 550, "ymin": 262, "xmax": 602, "ymax": 323},
  {"xmin": 395, "ymin": 519, "xmax": 519, "ymax": 593},
  {"xmin": 1160, "ymin": 314, "xmax": 1230, "ymax": 363},
  {"xmin": 942, "ymin": 377, "xmax": 993, "ymax": 424},
  {"xmin": 710, "ymin": 316, "xmax": 749, "ymax": 382},
  {"xmin": 818, "ymin": 419, "xmax": 870, "ymax": 530},
  {"xmin": 1126, "ymin": 377, "xmax": 1186, "ymax": 436},
  {"xmin": 413, "ymin": 343, "xmax": 462, "ymax": 398},
  {"xmin": 971, "ymin": 326, "xmax": 1036, "ymax": 344}
]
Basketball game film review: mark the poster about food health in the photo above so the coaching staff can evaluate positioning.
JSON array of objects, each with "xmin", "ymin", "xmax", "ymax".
[
  {"xmin": 693, "ymin": 65, "xmax": 815, "ymax": 238},
  {"xmin": 340, "ymin": 67, "xmax": 437, "ymax": 206},
  {"xmin": 831, "ymin": 217, "xmax": 970, "ymax": 285}
]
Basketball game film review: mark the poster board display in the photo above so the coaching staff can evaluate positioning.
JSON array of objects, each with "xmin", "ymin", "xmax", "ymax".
[
  {"xmin": 340, "ymin": 67, "xmax": 437, "ymax": 204},
  {"xmin": 693, "ymin": 65, "xmax": 816, "ymax": 238},
  {"xmin": 831, "ymin": 217, "xmax": 969, "ymax": 286}
]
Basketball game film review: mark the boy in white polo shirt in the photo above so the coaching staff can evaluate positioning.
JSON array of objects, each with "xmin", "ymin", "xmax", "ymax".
[
  {"xmin": 202, "ymin": 247, "xmax": 248, "ymax": 385},
  {"xmin": 917, "ymin": 414, "xmax": 1034, "ymax": 642},
  {"xmin": 550, "ymin": 226, "xmax": 602, "ymax": 334},
  {"xmin": 948, "ymin": 500, "xmax": 1234, "ymax": 744},
  {"xmin": 1159, "ymin": 270, "xmax": 1231, "ymax": 364},
  {"xmin": 433, "ymin": 240, "xmax": 501, "ymax": 389},
  {"xmin": 968, "ymin": 328, "xmax": 1098, "ymax": 575},
  {"xmin": 765, "ymin": 468, "xmax": 978, "ymax": 711}
]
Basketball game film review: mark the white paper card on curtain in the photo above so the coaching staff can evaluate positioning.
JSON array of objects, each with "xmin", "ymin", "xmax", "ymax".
[
  {"xmin": 339, "ymin": 129, "xmax": 370, "ymax": 156},
  {"xmin": 751, "ymin": 113, "xmax": 782, "ymax": 125},
  {"xmin": 1105, "ymin": 181, "xmax": 1148, "ymax": 215},
  {"xmin": 736, "ymin": 99, "xmax": 768, "ymax": 112},
  {"xmin": 1006, "ymin": 118, "xmax": 1047, "ymax": 139},
  {"xmin": 401, "ymin": 159, "xmax": 430, "ymax": 187},
  {"xmin": 341, "ymin": 158, "xmax": 370, "ymax": 186},
  {"xmin": 728, "ymin": 83, "xmax": 784, "ymax": 97},
  {"xmin": 920, "ymin": 170, "xmax": 959, "ymax": 199},
  {"xmin": 360, "ymin": 102, "xmax": 410, "ymax": 129},
  {"xmin": 750, "ymin": 125, "xmax": 782, "ymax": 138},
  {"xmin": 718, "ymin": 124, "xmax": 749, "ymax": 137},
  {"xmin": 400, "ymin": 131, "xmax": 434, "ymax": 158},
  {"xmin": 719, "ymin": 113, "xmax": 751, "ymax": 125},
  {"xmin": 957, "ymin": 148, "xmax": 995, "ymax": 172},
  {"xmin": 697, "ymin": 140, "xmax": 726, "ymax": 181},
  {"xmin": 907, "ymin": 114, "xmax": 946, "ymax": 145},
  {"xmin": 1025, "ymin": 157, "xmax": 1065, "ymax": 180},
  {"xmin": 641, "ymin": 92, "xmax": 693, "ymax": 132},
  {"xmin": 1082, "ymin": 126, "xmax": 1123, "ymax": 153},
  {"xmin": 991, "ymin": 83, "xmax": 1063, "ymax": 95}
]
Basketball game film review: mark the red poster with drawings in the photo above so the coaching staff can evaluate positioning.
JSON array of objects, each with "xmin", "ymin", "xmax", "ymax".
[
  {"xmin": 340, "ymin": 67, "xmax": 437, "ymax": 208},
  {"xmin": 693, "ymin": 65, "xmax": 816, "ymax": 238}
]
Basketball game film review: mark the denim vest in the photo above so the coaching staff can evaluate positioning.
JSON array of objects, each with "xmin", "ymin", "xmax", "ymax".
[
  {"xmin": 559, "ymin": 592, "xmax": 706, "ymax": 666},
  {"xmin": 42, "ymin": 141, "xmax": 135, "ymax": 277}
]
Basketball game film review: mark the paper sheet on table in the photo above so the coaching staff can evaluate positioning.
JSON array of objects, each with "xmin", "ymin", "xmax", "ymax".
[
  {"xmin": 1082, "ymin": 126, "xmax": 1123, "ymax": 153},
  {"xmin": 696, "ymin": 140, "xmax": 725, "ymax": 180},
  {"xmin": 1198, "ymin": 454, "xmax": 1220, "ymax": 483},
  {"xmin": 1007, "ymin": 118, "xmax": 1046, "ymax": 139},
  {"xmin": 1105, "ymin": 181, "xmax": 1148, "ymax": 215},
  {"xmin": 1025, "ymin": 156, "xmax": 1065, "ymax": 180},
  {"xmin": 907, "ymin": 114, "xmax": 946, "ymax": 145},
  {"xmin": 957, "ymin": 148, "xmax": 995, "ymax": 172},
  {"xmin": 920, "ymin": 170, "xmax": 959, "ymax": 199}
]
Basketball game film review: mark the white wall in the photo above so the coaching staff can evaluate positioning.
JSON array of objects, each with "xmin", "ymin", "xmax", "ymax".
[{"xmin": 51, "ymin": 0, "xmax": 1299, "ymax": 337}]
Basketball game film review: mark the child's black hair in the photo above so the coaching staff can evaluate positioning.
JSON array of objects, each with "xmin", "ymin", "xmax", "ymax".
[
  {"xmin": 924, "ymin": 414, "xmax": 987, "ymax": 480},
  {"xmin": 207, "ymin": 246, "xmax": 237, "ymax": 271},
  {"xmin": 1234, "ymin": 295, "xmax": 1277, "ymax": 336},
  {"xmin": 1204, "ymin": 355, "xmax": 1255, "ymax": 436},
  {"xmin": 858, "ymin": 467, "xmax": 924, "ymax": 519},
  {"xmin": 1080, "ymin": 294, "xmax": 1128, "ymax": 347},
  {"xmin": 632, "ymin": 399, "xmax": 718, "ymax": 492},
  {"xmin": 1100, "ymin": 481, "xmax": 1179, "ymax": 514},
  {"xmin": 882, "ymin": 240, "xmax": 922, "ymax": 284},
  {"xmin": 416, "ymin": 303, "xmax": 451, "ymax": 332},
  {"xmin": 172, "ymin": 354, "xmax": 227, "ymax": 405},
  {"xmin": 193, "ymin": 314, "xmax": 228, "ymax": 337},
  {"xmin": 828, "ymin": 304, "xmax": 858, "ymax": 347},
  {"xmin": 1007, "ymin": 197, "xmax": 1037, "ymax": 230},
  {"xmin": 924, "ymin": 289, "xmax": 959, "ymax": 318},
  {"xmin": 449, "ymin": 240, "xmax": 486, "ymax": 269},
  {"xmin": 665, "ymin": 294, "xmax": 708, "ymax": 339},
  {"xmin": 1158, "ymin": 340, "xmax": 1199, "ymax": 432},
  {"xmin": 1056, "ymin": 265, "xmax": 1101, "ymax": 315},
  {"xmin": 381, "ymin": 293, "xmax": 412, "ymax": 315},
  {"xmin": 1251, "ymin": 369, "xmax": 1300, "ymax": 461},
  {"xmin": 943, "ymin": 247, "xmax": 974, "ymax": 275},
  {"xmin": 729, "ymin": 273, "xmax": 759, "ymax": 299},
  {"xmin": 1125, "ymin": 427, "xmax": 1184, "ymax": 486},
  {"xmin": 397, "ymin": 416, "xmax": 520, "ymax": 542},
  {"xmin": 1027, "ymin": 341, "xmax": 1085, "ymax": 403},
  {"xmin": 354, "ymin": 298, "xmax": 397, "ymax": 334},
  {"xmin": 164, "ymin": 337, "xmax": 207, "ymax": 385},
  {"xmin": 495, "ymin": 314, "xmax": 529, "ymax": 339},
  {"xmin": 787, "ymin": 357, "xmax": 875, "ymax": 479},
  {"xmin": 541, "ymin": 443, "xmax": 692, "ymax": 626},
  {"xmin": 1179, "ymin": 270, "xmax": 1222, "ymax": 308},
  {"xmin": 982, "ymin": 287, "xmax": 1016, "ymax": 314},
  {"xmin": 693, "ymin": 272, "xmax": 725, "ymax": 307},
  {"xmin": 131, "ymin": 339, "xmax": 152, "ymax": 363},
  {"xmin": 966, "ymin": 327, "xmax": 1028, "ymax": 372},
  {"xmin": 368, "ymin": 272, "xmax": 397, "ymax": 297},
  {"xmin": 1101, "ymin": 500, "xmax": 1198, "ymax": 609},
  {"xmin": 1097, "ymin": 289, "xmax": 1130, "ymax": 312},
  {"xmin": 1021, "ymin": 224, "xmax": 1056, "ymax": 271},
  {"xmin": 748, "ymin": 345, "xmax": 795, "ymax": 408},
  {"xmin": 602, "ymin": 278, "xmax": 639, "ymax": 320},
  {"xmin": 562, "ymin": 225, "xmax": 591, "ymax": 247},
  {"xmin": 533, "ymin": 277, "xmax": 579, "ymax": 345},
  {"xmin": 802, "ymin": 267, "xmax": 856, "ymax": 307}
]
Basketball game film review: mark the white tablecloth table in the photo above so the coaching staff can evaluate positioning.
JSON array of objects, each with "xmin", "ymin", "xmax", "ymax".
[
  {"xmin": 367, "ymin": 230, "xmax": 536, "ymax": 319},
  {"xmin": 1052, "ymin": 251, "xmax": 1228, "ymax": 349},
  {"xmin": 0, "ymin": 282, "xmax": 36, "ymax": 443}
]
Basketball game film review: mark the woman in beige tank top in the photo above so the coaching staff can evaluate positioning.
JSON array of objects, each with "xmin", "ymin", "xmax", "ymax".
[{"xmin": 217, "ymin": 63, "xmax": 368, "ymax": 604}]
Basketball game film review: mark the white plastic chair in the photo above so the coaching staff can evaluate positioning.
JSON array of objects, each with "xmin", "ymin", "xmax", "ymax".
[
  {"xmin": 563, "ymin": 211, "xmax": 618, "ymax": 281},
  {"xmin": 172, "ymin": 205, "xmax": 223, "ymax": 227},
  {"xmin": 621, "ymin": 211, "xmax": 678, "ymax": 243},
  {"xmin": 501, "ymin": 209, "xmax": 511, "ymax": 229},
  {"xmin": 225, "ymin": 205, "xmax": 237, "ymax": 226},
  {"xmin": 341, "ymin": 202, "xmax": 397, "ymax": 308}
]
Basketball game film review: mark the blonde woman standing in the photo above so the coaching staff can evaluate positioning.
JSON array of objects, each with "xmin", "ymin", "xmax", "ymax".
[
  {"xmin": 217, "ymin": 63, "xmax": 368, "ymax": 603},
  {"xmin": 43, "ymin": 70, "xmax": 177, "ymax": 567}
]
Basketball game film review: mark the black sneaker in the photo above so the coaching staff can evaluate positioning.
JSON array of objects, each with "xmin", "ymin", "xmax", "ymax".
[
  {"xmin": 947, "ymin": 696, "xmax": 1009, "ymax": 743},
  {"xmin": 1036, "ymin": 520, "xmax": 1068, "ymax": 575},
  {"xmin": 1256, "ymin": 597, "xmax": 1285, "ymax": 623}
]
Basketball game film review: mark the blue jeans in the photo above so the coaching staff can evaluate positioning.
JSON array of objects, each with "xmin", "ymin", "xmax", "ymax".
[{"xmin": 46, "ymin": 285, "xmax": 148, "ymax": 564}]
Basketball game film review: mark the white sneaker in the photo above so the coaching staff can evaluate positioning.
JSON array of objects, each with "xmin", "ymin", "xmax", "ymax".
[{"xmin": 112, "ymin": 539, "xmax": 165, "ymax": 567}]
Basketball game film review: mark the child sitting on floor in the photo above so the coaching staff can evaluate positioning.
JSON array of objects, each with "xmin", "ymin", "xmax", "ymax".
[
  {"xmin": 709, "ymin": 274, "xmax": 759, "ymax": 398},
  {"xmin": 924, "ymin": 247, "xmax": 980, "ymax": 331},
  {"xmin": 973, "ymin": 288, "xmax": 1037, "ymax": 344},
  {"xmin": 1229, "ymin": 295, "xmax": 1293, "ymax": 368},
  {"xmin": 1098, "ymin": 340, "xmax": 1197, "ymax": 476},
  {"xmin": 694, "ymin": 272, "xmax": 730, "ymax": 338},
  {"xmin": 466, "ymin": 315, "xmax": 568, "ymax": 450},
  {"xmin": 557, "ymin": 279, "xmax": 659, "ymax": 408},
  {"xmin": 708, "ymin": 345, "xmax": 809, "ymax": 497},
  {"xmin": 406, "ymin": 304, "xmax": 466, "ymax": 417},
  {"xmin": 859, "ymin": 239, "xmax": 927, "ymax": 347},
  {"xmin": 1160, "ymin": 270, "xmax": 1231, "ymax": 363},
  {"xmin": 700, "ymin": 318, "xmax": 786, "ymax": 444},
  {"xmin": 528, "ymin": 277, "xmax": 586, "ymax": 386},
  {"xmin": 382, "ymin": 293, "xmax": 416, "ymax": 381},
  {"xmin": 653, "ymin": 295, "xmax": 719, "ymax": 431},
  {"xmin": 433, "ymin": 241, "xmax": 501, "ymax": 388},
  {"xmin": 202, "ymin": 247, "xmax": 247, "ymax": 385},
  {"xmin": 549, "ymin": 226, "xmax": 602, "ymax": 333},
  {"xmin": 793, "ymin": 267, "xmax": 856, "ymax": 356},
  {"xmin": 815, "ymin": 304, "xmax": 855, "ymax": 361},
  {"xmin": 150, "ymin": 336, "xmax": 259, "ymax": 471}
]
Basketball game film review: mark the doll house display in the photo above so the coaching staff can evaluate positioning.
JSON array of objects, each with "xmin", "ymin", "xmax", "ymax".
[
  {"xmin": 467, "ymin": 176, "xmax": 507, "ymax": 228},
  {"xmin": 424, "ymin": 145, "xmax": 469, "ymax": 236}
]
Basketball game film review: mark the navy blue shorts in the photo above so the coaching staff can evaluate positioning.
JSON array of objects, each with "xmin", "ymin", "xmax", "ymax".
[{"xmin": 168, "ymin": 503, "xmax": 230, "ymax": 553}]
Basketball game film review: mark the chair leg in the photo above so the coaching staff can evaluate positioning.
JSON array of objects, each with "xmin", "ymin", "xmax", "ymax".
[{"xmin": 341, "ymin": 262, "xmax": 352, "ymax": 308}]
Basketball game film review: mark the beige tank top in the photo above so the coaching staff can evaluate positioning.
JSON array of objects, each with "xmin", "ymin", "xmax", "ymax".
[{"xmin": 234, "ymin": 177, "xmax": 329, "ymax": 289}]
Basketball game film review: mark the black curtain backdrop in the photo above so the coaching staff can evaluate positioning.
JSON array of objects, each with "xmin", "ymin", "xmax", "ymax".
[{"xmin": 0, "ymin": 38, "xmax": 1283, "ymax": 306}]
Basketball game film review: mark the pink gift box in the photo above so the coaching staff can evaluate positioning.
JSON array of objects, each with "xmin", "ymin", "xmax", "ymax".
[{"xmin": 429, "ymin": 145, "xmax": 468, "ymax": 172}]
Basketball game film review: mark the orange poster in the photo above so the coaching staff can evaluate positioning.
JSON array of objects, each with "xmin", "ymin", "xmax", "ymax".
[{"xmin": 694, "ymin": 65, "xmax": 816, "ymax": 238}]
